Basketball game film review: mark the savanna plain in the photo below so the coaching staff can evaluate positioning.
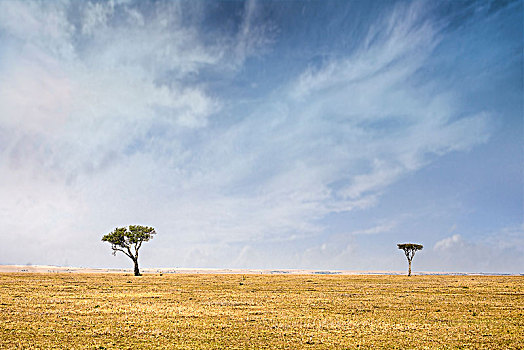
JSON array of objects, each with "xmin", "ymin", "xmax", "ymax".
[{"xmin": 0, "ymin": 273, "xmax": 522, "ymax": 349}]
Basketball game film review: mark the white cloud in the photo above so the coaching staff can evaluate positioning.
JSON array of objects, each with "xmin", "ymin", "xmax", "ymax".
[
  {"xmin": 0, "ymin": 1, "xmax": 75, "ymax": 59},
  {"xmin": 434, "ymin": 234, "xmax": 464, "ymax": 250}
]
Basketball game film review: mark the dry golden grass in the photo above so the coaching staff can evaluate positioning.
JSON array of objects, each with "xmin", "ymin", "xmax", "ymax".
[{"xmin": 0, "ymin": 273, "xmax": 522, "ymax": 349}]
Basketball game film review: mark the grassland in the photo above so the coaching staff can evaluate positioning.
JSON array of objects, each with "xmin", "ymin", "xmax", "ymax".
[{"xmin": 0, "ymin": 273, "xmax": 522, "ymax": 349}]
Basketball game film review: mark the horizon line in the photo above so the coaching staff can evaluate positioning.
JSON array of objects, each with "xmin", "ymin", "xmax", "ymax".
[{"xmin": 1, "ymin": 265, "xmax": 522, "ymax": 276}]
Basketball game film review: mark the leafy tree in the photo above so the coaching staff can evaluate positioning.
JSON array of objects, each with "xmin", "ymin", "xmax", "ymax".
[
  {"xmin": 102, "ymin": 225, "xmax": 156, "ymax": 276},
  {"xmin": 397, "ymin": 243, "xmax": 423, "ymax": 276}
]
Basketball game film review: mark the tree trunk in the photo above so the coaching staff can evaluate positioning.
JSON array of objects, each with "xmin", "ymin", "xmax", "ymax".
[
  {"xmin": 408, "ymin": 259, "xmax": 412, "ymax": 277},
  {"xmin": 133, "ymin": 259, "xmax": 141, "ymax": 276}
]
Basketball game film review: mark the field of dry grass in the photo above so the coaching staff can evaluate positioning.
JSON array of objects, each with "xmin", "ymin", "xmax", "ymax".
[{"xmin": 0, "ymin": 273, "xmax": 522, "ymax": 349}]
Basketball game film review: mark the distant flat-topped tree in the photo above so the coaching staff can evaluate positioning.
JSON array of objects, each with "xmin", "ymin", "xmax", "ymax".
[
  {"xmin": 102, "ymin": 225, "xmax": 156, "ymax": 276},
  {"xmin": 397, "ymin": 243, "xmax": 423, "ymax": 276}
]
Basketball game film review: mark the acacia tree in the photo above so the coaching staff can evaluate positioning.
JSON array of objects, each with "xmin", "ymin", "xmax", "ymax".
[
  {"xmin": 397, "ymin": 243, "xmax": 423, "ymax": 276},
  {"xmin": 102, "ymin": 225, "xmax": 156, "ymax": 276}
]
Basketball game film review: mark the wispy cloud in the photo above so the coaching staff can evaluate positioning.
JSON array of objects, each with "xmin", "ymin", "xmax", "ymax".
[{"xmin": 351, "ymin": 221, "xmax": 397, "ymax": 236}]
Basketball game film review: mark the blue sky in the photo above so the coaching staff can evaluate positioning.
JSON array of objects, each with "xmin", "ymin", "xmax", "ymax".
[{"xmin": 0, "ymin": 0, "xmax": 522, "ymax": 273}]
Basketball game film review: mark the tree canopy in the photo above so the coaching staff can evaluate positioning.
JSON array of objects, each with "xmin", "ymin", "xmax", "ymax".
[{"xmin": 397, "ymin": 243, "xmax": 423, "ymax": 252}]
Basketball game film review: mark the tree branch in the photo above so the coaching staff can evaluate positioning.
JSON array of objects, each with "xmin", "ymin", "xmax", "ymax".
[
  {"xmin": 126, "ymin": 245, "xmax": 135, "ymax": 260},
  {"xmin": 112, "ymin": 247, "xmax": 133, "ymax": 259}
]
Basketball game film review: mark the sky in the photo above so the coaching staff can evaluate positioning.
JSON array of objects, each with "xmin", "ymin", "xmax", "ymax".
[{"xmin": 0, "ymin": 0, "xmax": 522, "ymax": 273}]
